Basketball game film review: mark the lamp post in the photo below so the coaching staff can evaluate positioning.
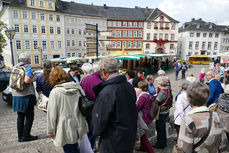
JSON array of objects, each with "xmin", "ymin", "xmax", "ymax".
[{"xmin": 5, "ymin": 28, "xmax": 16, "ymax": 66}]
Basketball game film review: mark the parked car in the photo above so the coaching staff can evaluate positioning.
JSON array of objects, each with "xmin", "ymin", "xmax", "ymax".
[{"xmin": 0, "ymin": 71, "xmax": 11, "ymax": 92}]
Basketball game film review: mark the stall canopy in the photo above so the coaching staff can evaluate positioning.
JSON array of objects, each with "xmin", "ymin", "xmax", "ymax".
[{"xmin": 115, "ymin": 53, "xmax": 177, "ymax": 60}]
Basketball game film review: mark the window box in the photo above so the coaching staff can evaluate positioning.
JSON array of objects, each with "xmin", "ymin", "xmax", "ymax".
[
  {"xmin": 160, "ymin": 27, "xmax": 164, "ymax": 30},
  {"xmin": 165, "ymin": 27, "xmax": 169, "ymax": 30},
  {"xmin": 154, "ymin": 27, "xmax": 158, "ymax": 29}
]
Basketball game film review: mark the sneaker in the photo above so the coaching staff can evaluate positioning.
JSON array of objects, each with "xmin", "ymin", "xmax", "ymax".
[{"xmin": 22, "ymin": 135, "xmax": 38, "ymax": 142}]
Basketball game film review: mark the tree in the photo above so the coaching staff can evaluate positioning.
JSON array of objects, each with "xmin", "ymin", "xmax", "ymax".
[{"xmin": 0, "ymin": 21, "xmax": 6, "ymax": 55}]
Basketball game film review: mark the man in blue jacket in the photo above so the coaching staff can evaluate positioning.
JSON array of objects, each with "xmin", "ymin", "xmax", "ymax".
[{"xmin": 206, "ymin": 71, "xmax": 224, "ymax": 107}]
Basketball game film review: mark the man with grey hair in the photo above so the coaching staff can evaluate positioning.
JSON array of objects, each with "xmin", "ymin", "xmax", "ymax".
[
  {"xmin": 80, "ymin": 61, "xmax": 103, "ymax": 149},
  {"xmin": 11, "ymin": 53, "xmax": 38, "ymax": 142},
  {"xmin": 92, "ymin": 57, "xmax": 137, "ymax": 153},
  {"xmin": 157, "ymin": 69, "xmax": 166, "ymax": 77},
  {"xmin": 206, "ymin": 70, "xmax": 224, "ymax": 107}
]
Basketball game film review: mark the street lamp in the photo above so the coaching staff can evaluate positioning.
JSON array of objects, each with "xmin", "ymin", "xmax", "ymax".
[{"xmin": 5, "ymin": 28, "xmax": 16, "ymax": 66}]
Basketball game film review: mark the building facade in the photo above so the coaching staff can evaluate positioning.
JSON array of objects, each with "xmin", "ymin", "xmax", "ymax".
[
  {"xmin": 143, "ymin": 8, "xmax": 179, "ymax": 54},
  {"xmin": 0, "ymin": 0, "xmax": 65, "ymax": 67},
  {"xmin": 178, "ymin": 18, "xmax": 229, "ymax": 60}
]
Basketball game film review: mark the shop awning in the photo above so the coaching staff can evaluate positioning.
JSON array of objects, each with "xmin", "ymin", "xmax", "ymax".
[{"xmin": 115, "ymin": 54, "xmax": 146, "ymax": 61}]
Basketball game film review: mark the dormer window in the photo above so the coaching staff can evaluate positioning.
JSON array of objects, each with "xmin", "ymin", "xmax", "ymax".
[
  {"xmin": 40, "ymin": 0, "xmax": 44, "ymax": 7},
  {"xmin": 30, "ymin": 0, "xmax": 35, "ymax": 6},
  {"xmin": 209, "ymin": 24, "xmax": 213, "ymax": 29},
  {"xmin": 48, "ymin": 2, "xmax": 53, "ymax": 8},
  {"xmin": 196, "ymin": 24, "xmax": 200, "ymax": 28}
]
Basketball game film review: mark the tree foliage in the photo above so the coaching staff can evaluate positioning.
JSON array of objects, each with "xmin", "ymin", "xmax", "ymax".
[{"xmin": 0, "ymin": 21, "xmax": 6, "ymax": 55}]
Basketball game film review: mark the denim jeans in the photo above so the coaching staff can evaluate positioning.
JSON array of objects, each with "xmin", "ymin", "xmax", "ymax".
[
  {"xmin": 181, "ymin": 70, "xmax": 186, "ymax": 79},
  {"xmin": 86, "ymin": 117, "xmax": 96, "ymax": 149},
  {"xmin": 63, "ymin": 143, "xmax": 79, "ymax": 153},
  {"xmin": 175, "ymin": 70, "xmax": 179, "ymax": 80},
  {"xmin": 155, "ymin": 113, "xmax": 169, "ymax": 148}
]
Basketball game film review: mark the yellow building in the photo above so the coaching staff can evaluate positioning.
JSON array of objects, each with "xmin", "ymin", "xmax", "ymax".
[{"xmin": 0, "ymin": 0, "xmax": 65, "ymax": 67}]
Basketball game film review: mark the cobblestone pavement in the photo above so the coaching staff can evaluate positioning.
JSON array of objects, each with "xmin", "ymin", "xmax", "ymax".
[{"xmin": 0, "ymin": 65, "xmax": 228, "ymax": 153}]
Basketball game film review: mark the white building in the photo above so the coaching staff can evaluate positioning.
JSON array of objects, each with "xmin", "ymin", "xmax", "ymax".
[
  {"xmin": 143, "ymin": 8, "xmax": 179, "ymax": 54},
  {"xmin": 178, "ymin": 18, "xmax": 229, "ymax": 60}
]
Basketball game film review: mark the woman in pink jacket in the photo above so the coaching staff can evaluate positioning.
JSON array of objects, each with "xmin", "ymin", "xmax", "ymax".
[{"xmin": 199, "ymin": 68, "xmax": 205, "ymax": 83}]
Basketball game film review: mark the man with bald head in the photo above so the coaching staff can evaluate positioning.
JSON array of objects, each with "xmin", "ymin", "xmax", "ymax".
[{"xmin": 206, "ymin": 70, "xmax": 224, "ymax": 107}]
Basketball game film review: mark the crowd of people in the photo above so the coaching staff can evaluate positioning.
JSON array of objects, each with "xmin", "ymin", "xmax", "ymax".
[{"xmin": 10, "ymin": 52, "xmax": 229, "ymax": 153}]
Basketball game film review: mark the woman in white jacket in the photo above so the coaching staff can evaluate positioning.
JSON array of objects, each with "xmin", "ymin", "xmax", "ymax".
[
  {"xmin": 47, "ymin": 66, "xmax": 88, "ymax": 153},
  {"xmin": 174, "ymin": 82, "xmax": 192, "ymax": 138}
]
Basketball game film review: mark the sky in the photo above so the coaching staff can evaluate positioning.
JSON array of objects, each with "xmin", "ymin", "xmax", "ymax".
[{"xmin": 63, "ymin": 0, "xmax": 229, "ymax": 26}]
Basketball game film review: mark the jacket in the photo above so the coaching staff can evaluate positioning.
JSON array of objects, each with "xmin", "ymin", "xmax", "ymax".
[
  {"xmin": 68, "ymin": 71, "xmax": 81, "ymax": 83},
  {"xmin": 47, "ymin": 82, "xmax": 88, "ymax": 147},
  {"xmin": 80, "ymin": 72, "xmax": 103, "ymax": 102},
  {"xmin": 92, "ymin": 75, "xmax": 137, "ymax": 153},
  {"xmin": 207, "ymin": 79, "xmax": 224, "ymax": 107},
  {"xmin": 136, "ymin": 92, "xmax": 153, "ymax": 126},
  {"xmin": 178, "ymin": 106, "xmax": 223, "ymax": 153},
  {"xmin": 217, "ymin": 93, "xmax": 229, "ymax": 132}
]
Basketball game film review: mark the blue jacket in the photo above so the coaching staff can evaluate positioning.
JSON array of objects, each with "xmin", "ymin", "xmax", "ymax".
[{"xmin": 207, "ymin": 79, "xmax": 224, "ymax": 107}]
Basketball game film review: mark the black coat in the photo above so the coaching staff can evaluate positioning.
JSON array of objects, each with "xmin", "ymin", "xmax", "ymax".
[
  {"xmin": 92, "ymin": 75, "xmax": 137, "ymax": 153},
  {"xmin": 67, "ymin": 71, "xmax": 81, "ymax": 83}
]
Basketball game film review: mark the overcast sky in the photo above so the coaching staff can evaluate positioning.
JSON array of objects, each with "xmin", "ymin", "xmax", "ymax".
[{"xmin": 63, "ymin": 0, "xmax": 229, "ymax": 26}]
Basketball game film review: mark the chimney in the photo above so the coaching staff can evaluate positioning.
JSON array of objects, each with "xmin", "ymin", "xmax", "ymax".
[
  {"xmin": 198, "ymin": 18, "xmax": 202, "ymax": 21},
  {"xmin": 135, "ymin": 6, "xmax": 138, "ymax": 9},
  {"xmin": 104, "ymin": 4, "xmax": 107, "ymax": 9},
  {"xmin": 191, "ymin": 18, "xmax": 195, "ymax": 21},
  {"xmin": 146, "ymin": 6, "xmax": 148, "ymax": 9}
]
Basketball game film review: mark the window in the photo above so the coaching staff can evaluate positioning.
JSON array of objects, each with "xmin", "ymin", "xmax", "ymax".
[
  {"xmin": 190, "ymin": 32, "xmax": 194, "ymax": 37},
  {"xmin": 202, "ymin": 42, "xmax": 206, "ymax": 49},
  {"xmin": 123, "ymin": 41, "xmax": 126, "ymax": 48},
  {"xmin": 117, "ymin": 22, "xmax": 121, "ymax": 27},
  {"xmin": 165, "ymin": 33, "xmax": 168, "ymax": 40},
  {"xmin": 78, "ymin": 29, "xmax": 81, "ymax": 35},
  {"xmin": 112, "ymin": 41, "xmax": 116, "ymax": 48},
  {"xmin": 111, "ymin": 31, "xmax": 116, "ymax": 37},
  {"xmin": 30, "ymin": 0, "xmax": 35, "ymax": 6},
  {"xmin": 128, "ymin": 31, "xmax": 132, "ymax": 37},
  {"xmin": 195, "ymin": 41, "xmax": 199, "ymax": 49},
  {"xmin": 24, "ymin": 25, "xmax": 28, "ymax": 33},
  {"xmin": 57, "ymin": 27, "xmax": 61, "ymax": 34},
  {"xmin": 128, "ymin": 41, "xmax": 131, "ymax": 48},
  {"xmin": 56, "ymin": 15, "xmax": 60, "ymax": 22},
  {"xmin": 78, "ymin": 41, "xmax": 82, "ymax": 47},
  {"xmin": 116, "ymin": 31, "xmax": 121, "ymax": 37},
  {"xmin": 133, "ymin": 41, "xmax": 137, "ymax": 48},
  {"xmin": 170, "ymin": 44, "xmax": 174, "ymax": 50},
  {"xmin": 147, "ymin": 22, "xmax": 151, "ymax": 29},
  {"xmin": 146, "ymin": 44, "xmax": 150, "ymax": 49},
  {"xmin": 160, "ymin": 22, "xmax": 163, "ymax": 28},
  {"xmin": 13, "ymin": 10, "xmax": 19, "ymax": 18},
  {"xmin": 48, "ymin": 2, "xmax": 53, "ymax": 8},
  {"xmin": 159, "ymin": 33, "xmax": 163, "ymax": 39},
  {"xmin": 123, "ymin": 22, "xmax": 127, "ymax": 27},
  {"xmin": 171, "ymin": 23, "xmax": 175, "ymax": 30},
  {"xmin": 33, "ymin": 40, "xmax": 38, "ymax": 49},
  {"xmin": 72, "ymin": 29, "xmax": 75, "ymax": 35},
  {"xmin": 154, "ymin": 33, "xmax": 157, "ymax": 39},
  {"xmin": 43, "ymin": 55, "xmax": 47, "ymax": 60},
  {"xmin": 209, "ymin": 33, "xmax": 213, "ymax": 38},
  {"xmin": 72, "ymin": 53, "xmax": 75, "ymax": 57},
  {"xmin": 72, "ymin": 40, "xmax": 75, "ymax": 46},
  {"xmin": 196, "ymin": 33, "xmax": 200, "ymax": 37},
  {"xmin": 117, "ymin": 41, "xmax": 121, "ymax": 48},
  {"xmin": 40, "ymin": 13, "xmax": 45, "ymax": 20},
  {"xmin": 83, "ymin": 30, "xmax": 86, "ymax": 35},
  {"xmin": 42, "ymin": 41, "xmax": 46, "ymax": 50},
  {"xmin": 14, "ymin": 24, "xmax": 19, "ymax": 32},
  {"xmin": 78, "ymin": 53, "xmax": 82, "ymax": 57},
  {"xmin": 203, "ymin": 33, "xmax": 207, "ymax": 37},
  {"xmin": 189, "ymin": 41, "xmax": 193, "ymax": 49},
  {"xmin": 22, "ymin": 11, "xmax": 27, "ymax": 19},
  {"xmin": 25, "ymin": 40, "xmax": 30, "ymax": 50},
  {"xmin": 154, "ymin": 22, "xmax": 158, "ymax": 28},
  {"xmin": 34, "ymin": 55, "xmax": 39, "ymax": 64},
  {"xmin": 215, "ymin": 33, "xmax": 219, "ymax": 38},
  {"xmin": 67, "ymin": 40, "xmax": 70, "ymax": 47},
  {"xmin": 133, "ymin": 31, "xmax": 137, "ymax": 37},
  {"xmin": 67, "ymin": 28, "xmax": 70, "ymax": 34},
  {"xmin": 32, "ymin": 25, "xmax": 37, "ymax": 33},
  {"xmin": 71, "ymin": 18, "xmax": 75, "ymax": 24},
  {"xmin": 67, "ymin": 53, "xmax": 71, "ymax": 57},
  {"xmin": 128, "ymin": 22, "xmax": 132, "ymax": 27},
  {"xmin": 138, "ymin": 31, "xmax": 142, "ymax": 37},
  {"xmin": 138, "ymin": 41, "xmax": 142, "ymax": 48},
  {"xmin": 58, "ymin": 41, "xmax": 61, "ymax": 49},
  {"xmin": 188, "ymin": 52, "xmax": 192, "ymax": 56},
  {"xmin": 49, "ymin": 14, "xmax": 53, "ymax": 21},
  {"xmin": 41, "ymin": 26, "xmax": 45, "ymax": 34},
  {"xmin": 49, "ymin": 27, "xmax": 54, "ymax": 34},
  {"xmin": 165, "ymin": 23, "xmax": 169, "ymax": 28},
  {"xmin": 40, "ymin": 0, "xmax": 44, "ymax": 7},
  {"xmin": 171, "ymin": 34, "xmax": 175, "ymax": 40},
  {"xmin": 147, "ymin": 33, "xmax": 150, "ymax": 40},
  {"xmin": 51, "ymin": 41, "xmax": 54, "ymax": 49},
  {"xmin": 133, "ymin": 22, "xmax": 137, "ymax": 27},
  {"xmin": 113, "ymin": 21, "xmax": 116, "ymax": 27},
  {"xmin": 208, "ymin": 42, "xmax": 211, "ymax": 50},
  {"xmin": 16, "ymin": 40, "xmax": 21, "ymax": 49},
  {"xmin": 108, "ymin": 21, "xmax": 112, "ymax": 27},
  {"xmin": 214, "ymin": 42, "xmax": 218, "ymax": 50},
  {"xmin": 31, "ymin": 12, "xmax": 36, "ymax": 20}
]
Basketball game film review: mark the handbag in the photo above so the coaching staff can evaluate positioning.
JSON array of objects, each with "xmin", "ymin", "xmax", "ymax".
[
  {"xmin": 37, "ymin": 93, "xmax": 49, "ymax": 112},
  {"xmin": 137, "ymin": 112, "xmax": 148, "ymax": 138},
  {"xmin": 79, "ymin": 95, "xmax": 94, "ymax": 117}
]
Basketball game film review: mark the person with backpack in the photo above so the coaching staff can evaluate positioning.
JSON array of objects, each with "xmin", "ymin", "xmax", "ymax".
[
  {"xmin": 10, "ymin": 53, "xmax": 38, "ymax": 142},
  {"xmin": 174, "ymin": 60, "xmax": 181, "ymax": 81},
  {"xmin": 181, "ymin": 62, "xmax": 188, "ymax": 79}
]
